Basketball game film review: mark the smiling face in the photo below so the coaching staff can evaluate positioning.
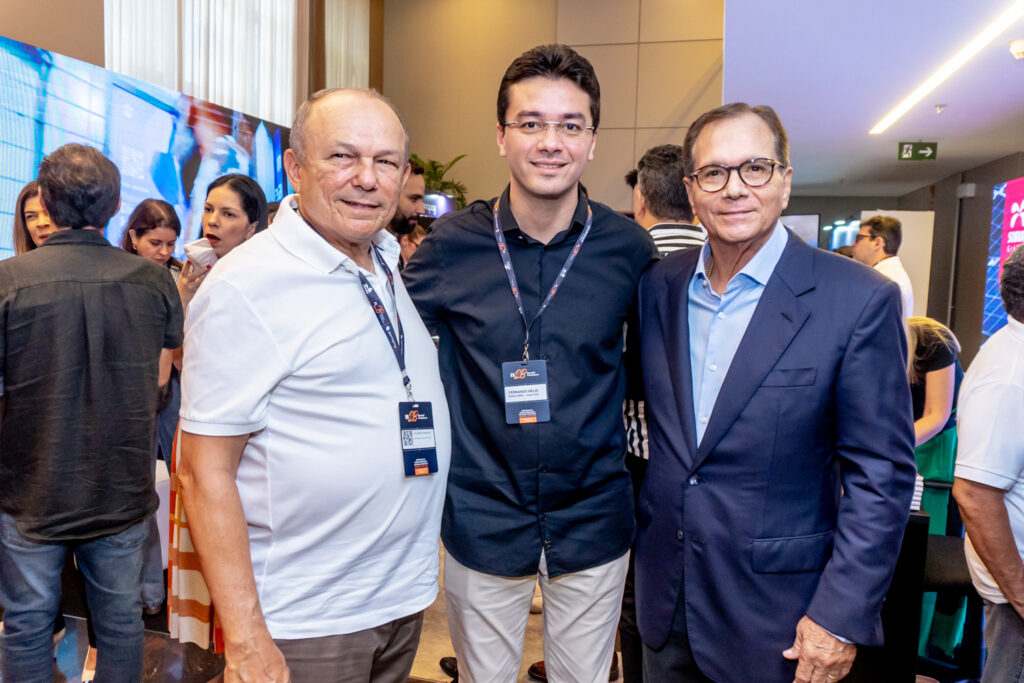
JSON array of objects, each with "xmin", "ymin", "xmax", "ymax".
[
  {"xmin": 284, "ymin": 91, "xmax": 409, "ymax": 258},
  {"xmin": 202, "ymin": 185, "xmax": 257, "ymax": 258},
  {"xmin": 131, "ymin": 226, "xmax": 178, "ymax": 266},
  {"xmin": 685, "ymin": 113, "xmax": 791, "ymax": 255},
  {"xmin": 497, "ymin": 76, "xmax": 596, "ymax": 206},
  {"xmin": 23, "ymin": 193, "xmax": 55, "ymax": 247}
]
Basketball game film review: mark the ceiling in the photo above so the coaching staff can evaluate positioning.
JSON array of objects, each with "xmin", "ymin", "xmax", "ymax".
[{"xmin": 723, "ymin": 0, "xmax": 1024, "ymax": 196}]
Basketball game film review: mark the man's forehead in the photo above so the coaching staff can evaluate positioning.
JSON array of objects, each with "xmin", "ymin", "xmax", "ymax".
[
  {"xmin": 693, "ymin": 114, "xmax": 775, "ymax": 161},
  {"xmin": 507, "ymin": 77, "xmax": 590, "ymax": 115},
  {"xmin": 404, "ymin": 175, "xmax": 425, "ymax": 192},
  {"xmin": 309, "ymin": 92, "xmax": 404, "ymax": 139}
]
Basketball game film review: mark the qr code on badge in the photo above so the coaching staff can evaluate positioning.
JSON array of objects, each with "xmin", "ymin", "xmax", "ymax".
[{"xmin": 401, "ymin": 431, "xmax": 415, "ymax": 448}]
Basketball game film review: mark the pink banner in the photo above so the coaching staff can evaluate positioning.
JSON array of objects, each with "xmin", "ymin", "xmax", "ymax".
[{"xmin": 1002, "ymin": 176, "xmax": 1024, "ymax": 271}]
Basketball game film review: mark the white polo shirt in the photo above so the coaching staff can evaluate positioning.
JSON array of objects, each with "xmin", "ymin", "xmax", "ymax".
[
  {"xmin": 874, "ymin": 256, "xmax": 914, "ymax": 320},
  {"xmin": 180, "ymin": 196, "xmax": 450, "ymax": 638},
  {"xmin": 955, "ymin": 315, "xmax": 1024, "ymax": 604}
]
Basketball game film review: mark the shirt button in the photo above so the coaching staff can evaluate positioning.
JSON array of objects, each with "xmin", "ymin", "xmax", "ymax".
[
  {"xmin": 718, "ymin": 312, "xmax": 726, "ymax": 319},
  {"xmin": 699, "ymin": 416, "xmax": 708, "ymax": 424},
  {"xmin": 709, "ymin": 363, "xmax": 717, "ymax": 372},
  {"xmin": 688, "ymin": 476, "xmax": 699, "ymax": 486},
  {"xmin": 676, "ymin": 530, "xmax": 685, "ymax": 541},
  {"xmin": 544, "ymin": 539, "xmax": 552, "ymax": 548}
]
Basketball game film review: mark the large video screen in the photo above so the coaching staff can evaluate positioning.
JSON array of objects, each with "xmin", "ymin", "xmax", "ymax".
[
  {"xmin": 983, "ymin": 176, "xmax": 1024, "ymax": 339},
  {"xmin": 0, "ymin": 35, "xmax": 290, "ymax": 261}
]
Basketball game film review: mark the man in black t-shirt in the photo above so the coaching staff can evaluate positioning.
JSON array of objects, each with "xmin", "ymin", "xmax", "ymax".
[{"xmin": 0, "ymin": 144, "xmax": 183, "ymax": 682}]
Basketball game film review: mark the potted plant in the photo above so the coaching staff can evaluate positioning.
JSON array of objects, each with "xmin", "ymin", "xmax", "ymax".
[{"xmin": 410, "ymin": 153, "xmax": 468, "ymax": 210}]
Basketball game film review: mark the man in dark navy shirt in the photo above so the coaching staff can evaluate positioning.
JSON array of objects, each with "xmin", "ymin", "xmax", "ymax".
[
  {"xmin": 0, "ymin": 144, "xmax": 183, "ymax": 682},
  {"xmin": 404, "ymin": 44, "xmax": 656, "ymax": 683}
]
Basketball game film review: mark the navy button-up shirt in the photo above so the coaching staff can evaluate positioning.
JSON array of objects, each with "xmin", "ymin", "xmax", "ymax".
[{"xmin": 403, "ymin": 187, "xmax": 657, "ymax": 577}]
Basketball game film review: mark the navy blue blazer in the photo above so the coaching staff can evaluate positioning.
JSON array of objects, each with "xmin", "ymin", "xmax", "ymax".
[{"xmin": 635, "ymin": 232, "xmax": 916, "ymax": 682}]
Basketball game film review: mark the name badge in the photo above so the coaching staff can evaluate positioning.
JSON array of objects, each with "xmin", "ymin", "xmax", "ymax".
[
  {"xmin": 399, "ymin": 402, "xmax": 437, "ymax": 476},
  {"xmin": 501, "ymin": 360, "xmax": 550, "ymax": 424}
]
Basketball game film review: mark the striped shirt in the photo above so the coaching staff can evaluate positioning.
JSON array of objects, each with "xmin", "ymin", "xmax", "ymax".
[
  {"xmin": 624, "ymin": 222, "xmax": 706, "ymax": 459},
  {"xmin": 648, "ymin": 222, "xmax": 707, "ymax": 252}
]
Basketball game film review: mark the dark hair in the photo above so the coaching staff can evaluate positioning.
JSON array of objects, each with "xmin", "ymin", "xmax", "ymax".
[
  {"xmin": 291, "ymin": 88, "xmax": 409, "ymax": 163},
  {"xmin": 637, "ymin": 144, "xmax": 693, "ymax": 223},
  {"xmin": 682, "ymin": 103, "xmax": 789, "ymax": 176},
  {"xmin": 833, "ymin": 245, "xmax": 854, "ymax": 258},
  {"xmin": 37, "ymin": 144, "xmax": 121, "ymax": 230},
  {"xmin": 409, "ymin": 158, "xmax": 424, "ymax": 175},
  {"xmin": 861, "ymin": 215, "xmax": 902, "ymax": 256},
  {"xmin": 624, "ymin": 169, "xmax": 638, "ymax": 189},
  {"xmin": 206, "ymin": 174, "xmax": 268, "ymax": 233},
  {"xmin": 13, "ymin": 180, "xmax": 42, "ymax": 255},
  {"xmin": 120, "ymin": 199, "xmax": 182, "ymax": 269},
  {"xmin": 1002, "ymin": 244, "xmax": 1024, "ymax": 321},
  {"xmin": 497, "ymin": 44, "xmax": 600, "ymax": 129}
]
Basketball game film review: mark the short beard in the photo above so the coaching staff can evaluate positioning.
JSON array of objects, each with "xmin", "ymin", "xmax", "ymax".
[{"xmin": 389, "ymin": 212, "xmax": 417, "ymax": 235}]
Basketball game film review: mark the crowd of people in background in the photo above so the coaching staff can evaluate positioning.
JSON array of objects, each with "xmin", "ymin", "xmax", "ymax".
[{"xmin": 0, "ymin": 41, "xmax": 1021, "ymax": 683}]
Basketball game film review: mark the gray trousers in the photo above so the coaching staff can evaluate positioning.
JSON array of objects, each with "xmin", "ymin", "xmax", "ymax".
[
  {"xmin": 274, "ymin": 610, "xmax": 424, "ymax": 683},
  {"xmin": 982, "ymin": 601, "xmax": 1024, "ymax": 682}
]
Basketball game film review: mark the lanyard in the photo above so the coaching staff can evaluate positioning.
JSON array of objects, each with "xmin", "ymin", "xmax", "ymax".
[
  {"xmin": 492, "ymin": 199, "xmax": 593, "ymax": 361},
  {"xmin": 347, "ymin": 245, "xmax": 414, "ymax": 401}
]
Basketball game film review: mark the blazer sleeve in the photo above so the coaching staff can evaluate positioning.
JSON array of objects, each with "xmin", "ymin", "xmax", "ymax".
[{"xmin": 805, "ymin": 279, "xmax": 917, "ymax": 644}]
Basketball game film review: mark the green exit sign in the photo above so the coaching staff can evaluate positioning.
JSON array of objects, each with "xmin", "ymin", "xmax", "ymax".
[{"xmin": 898, "ymin": 142, "xmax": 938, "ymax": 160}]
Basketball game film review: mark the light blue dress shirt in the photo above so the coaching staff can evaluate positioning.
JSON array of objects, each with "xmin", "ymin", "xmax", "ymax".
[{"xmin": 689, "ymin": 222, "xmax": 788, "ymax": 445}]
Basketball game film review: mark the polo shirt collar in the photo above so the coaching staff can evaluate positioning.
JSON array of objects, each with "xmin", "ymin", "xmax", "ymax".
[
  {"xmin": 40, "ymin": 228, "xmax": 111, "ymax": 248},
  {"xmin": 496, "ymin": 184, "xmax": 589, "ymax": 245},
  {"xmin": 272, "ymin": 195, "xmax": 400, "ymax": 274}
]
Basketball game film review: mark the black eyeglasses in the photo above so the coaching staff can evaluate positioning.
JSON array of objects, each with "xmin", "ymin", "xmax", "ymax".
[
  {"xmin": 853, "ymin": 233, "xmax": 874, "ymax": 243},
  {"xmin": 691, "ymin": 158, "xmax": 784, "ymax": 192}
]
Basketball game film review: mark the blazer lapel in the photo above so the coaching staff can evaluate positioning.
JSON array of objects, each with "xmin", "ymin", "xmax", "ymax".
[
  {"xmin": 660, "ymin": 256, "xmax": 699, "ymax": 468},
  {"xmin": 691, "ymin": 236, "xmax": 815, "ymax": 470}
]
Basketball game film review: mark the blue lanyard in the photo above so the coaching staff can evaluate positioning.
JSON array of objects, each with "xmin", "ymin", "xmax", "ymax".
[
  {"xmin": 349, "ymin": 245, "xmax": 414, "ymax": 401},
  {"xmin": 492, "ymin": 200, "xmax": 593, "ymax": 361}
]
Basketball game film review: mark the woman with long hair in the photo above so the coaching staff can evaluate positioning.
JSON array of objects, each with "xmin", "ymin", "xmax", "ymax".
[
  {"xmin": 120, "ymin": 198, "xmax": 183, "ymax": 275},
  {"xmin": 176, "ymin": 173, "xmax": 267, "ymax": 310},
  {"xmin": 12, "ymin": 180, "xmax": 55, "ymax": 254}
]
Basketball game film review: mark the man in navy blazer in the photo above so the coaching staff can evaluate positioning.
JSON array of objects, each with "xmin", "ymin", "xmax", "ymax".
[{"xmin": 635, "ymin": 103, "xmax": 916, "ymax": 682}]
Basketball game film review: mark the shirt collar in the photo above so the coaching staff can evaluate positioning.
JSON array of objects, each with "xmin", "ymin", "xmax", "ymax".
[
  {"xmin": 496, "ymin": 184, "xmax": 589, "ymax": 244},
  {"xmin": 40, "ymin": 228, "xmax": 111, "ymax": 248},
  {"xmin": 694, "ymin": 221, "xmax": 788, "ymax": 286},
  {"xmin": 271, "ymin": 194, "xmax": 400, "ymax": 275}
]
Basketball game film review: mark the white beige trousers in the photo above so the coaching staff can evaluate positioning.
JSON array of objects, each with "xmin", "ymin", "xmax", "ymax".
[{"xmin": 444, "ymin": 548, "xmax": 629, "ymax": 683}]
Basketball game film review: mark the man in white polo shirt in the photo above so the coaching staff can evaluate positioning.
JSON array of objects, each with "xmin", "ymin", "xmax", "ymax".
[
  {"xmin": 178, "ymin": 88, "xmax": 450, "ymax": 682},
  {"xmin": 954, "ymin": 244, "xmax": 1024, "ymax": 683}
]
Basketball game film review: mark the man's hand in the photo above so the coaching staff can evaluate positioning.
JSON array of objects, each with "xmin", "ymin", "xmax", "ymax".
[
  {"xmin": 782, "ymin": 616, "xmax": 856, "ymax": 683},
  {"xmin": 224, "ymin": 631, "xmax": 290, "ymax": 683}
]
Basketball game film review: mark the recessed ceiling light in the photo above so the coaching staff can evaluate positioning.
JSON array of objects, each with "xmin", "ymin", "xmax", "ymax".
[{"xmin": 869, "ymin": 0, "xmax": 1024, "ymax": 134}]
